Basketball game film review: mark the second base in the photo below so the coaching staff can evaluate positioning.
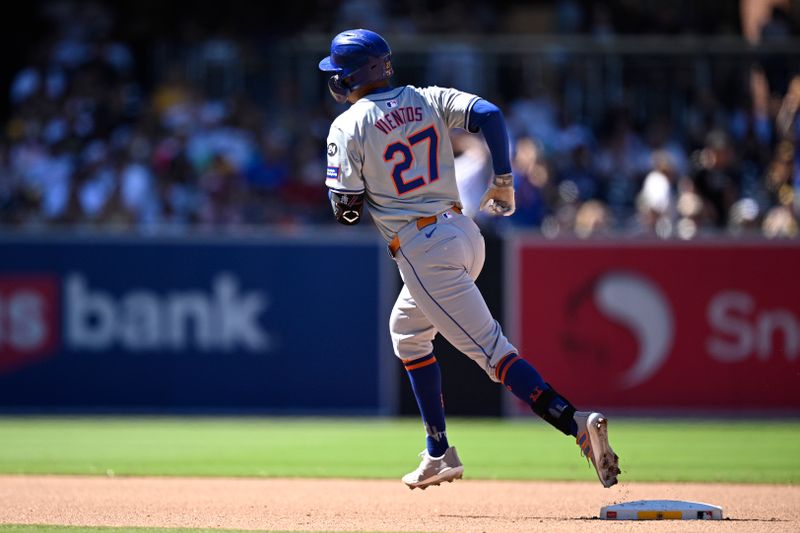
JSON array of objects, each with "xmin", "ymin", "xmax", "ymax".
[{"xmin": 600, "ymin": 500, "xmax": 723, "ymax": 520}]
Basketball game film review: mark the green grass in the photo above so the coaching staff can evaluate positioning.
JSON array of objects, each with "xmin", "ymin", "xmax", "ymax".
[{"xmin": 0, "ymin": 417, "xmax": 797, "ymax": 483}]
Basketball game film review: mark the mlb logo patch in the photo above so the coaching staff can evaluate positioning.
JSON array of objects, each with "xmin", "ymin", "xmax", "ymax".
[
  {"xmin": 326, "ymin": 166, "xmax": 340, "ymax": 180},
  {"xmin": 386, "ymin": 99, "xmax": 398, "ymax": 108}
]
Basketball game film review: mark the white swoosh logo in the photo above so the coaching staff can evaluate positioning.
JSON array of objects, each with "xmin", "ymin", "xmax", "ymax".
[{"xmin": 594, "ymin": 272, "xmax": 674, "ymax": 388}]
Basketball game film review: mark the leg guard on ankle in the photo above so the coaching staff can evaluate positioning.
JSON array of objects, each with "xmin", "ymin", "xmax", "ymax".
[{"xmin": 529, "ymin": 383, "xmax": 576, "ymax": 436}]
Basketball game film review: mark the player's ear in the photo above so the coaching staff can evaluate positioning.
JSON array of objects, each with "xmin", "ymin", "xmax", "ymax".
[{"xmin": 328, "ymin": 75, "xmax": 349, "ymax": 104}]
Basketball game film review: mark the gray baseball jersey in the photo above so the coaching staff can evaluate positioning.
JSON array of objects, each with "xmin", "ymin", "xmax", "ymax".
[
  {"xmin": 325, "ymin": 84, "xmax": 516, "ymax": 379},
  {"xmin": 325, "ymin": 85, "xmax": 479, "ymax": 243}
]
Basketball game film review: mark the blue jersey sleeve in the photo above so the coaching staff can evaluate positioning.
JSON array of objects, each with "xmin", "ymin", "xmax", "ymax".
[{"xmin": 467, "ymin": 98, "xmax": 512, "ymax": 176}]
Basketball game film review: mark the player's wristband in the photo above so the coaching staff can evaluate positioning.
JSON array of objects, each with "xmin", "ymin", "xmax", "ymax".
[{"xmin": 492, "ymin": 173, "xmax": 513, "ymax": 188}]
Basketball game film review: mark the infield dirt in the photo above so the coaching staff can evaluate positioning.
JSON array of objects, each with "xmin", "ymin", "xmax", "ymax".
[{"xmin": 0, "ymin": 475, "xmax": 798, "ymax": 532}]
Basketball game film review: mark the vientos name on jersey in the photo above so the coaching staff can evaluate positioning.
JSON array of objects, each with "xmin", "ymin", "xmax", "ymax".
[{"xmin": 375, "ymin": 106, "xmax": 424, "ymax": 134}]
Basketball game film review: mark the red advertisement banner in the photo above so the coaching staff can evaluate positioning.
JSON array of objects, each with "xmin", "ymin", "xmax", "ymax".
[
  {"xmin": 0, "ymin": 276, "xmax": 60, "ymax": 374},
  {"xmin": 511, "ymin": 240, "xmax": 800, "ymax": 412}
]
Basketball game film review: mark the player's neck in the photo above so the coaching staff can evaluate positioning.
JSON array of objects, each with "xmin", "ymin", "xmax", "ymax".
[{"xmin": 348, "ymin": 81, "xmax": 393, "ymax": 103}]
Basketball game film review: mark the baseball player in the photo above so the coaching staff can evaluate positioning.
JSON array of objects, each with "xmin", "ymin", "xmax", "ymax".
[{"xmin": 319, "ymin": 29, "xmax": 621, "ymax": 490}]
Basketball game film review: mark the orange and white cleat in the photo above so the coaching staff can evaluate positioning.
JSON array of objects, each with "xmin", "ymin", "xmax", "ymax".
[{"xmin": 575, "ymin": 411, "xmax": 621, "ymax": 488}]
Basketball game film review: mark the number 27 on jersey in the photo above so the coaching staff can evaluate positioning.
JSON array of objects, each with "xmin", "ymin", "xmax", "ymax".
[{"xmin": 383, "ymin": 125, "xmax": 439, "ymax": 195}]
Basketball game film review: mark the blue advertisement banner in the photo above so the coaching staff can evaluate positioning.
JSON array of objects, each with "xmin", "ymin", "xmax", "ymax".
[{"xmin": 0, "ymin": 232, "xmax": 395, "ymax": 414}]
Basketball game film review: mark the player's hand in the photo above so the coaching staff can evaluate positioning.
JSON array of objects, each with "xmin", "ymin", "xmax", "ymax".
[{"xmin": 479, "ymin": 173, "xmax": 515, "ymax": 216}]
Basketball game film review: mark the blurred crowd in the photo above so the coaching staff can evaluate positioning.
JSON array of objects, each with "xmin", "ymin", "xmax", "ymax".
[
  {"xmin": 0, "ymin": 1, "xmax": 330, "ymax": 232},
  {"xmin": 1, "ymin": 0, "xmax": 799, "ymax": 239},
  {"xmin": 459, "ymin": 73, "xmax": 800, "ymax": 240}
]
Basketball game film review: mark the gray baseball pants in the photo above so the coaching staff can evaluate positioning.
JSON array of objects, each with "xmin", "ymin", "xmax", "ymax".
[{"xmin": 389, "ymin": 208, "xmax": 516, "ymax": 381}]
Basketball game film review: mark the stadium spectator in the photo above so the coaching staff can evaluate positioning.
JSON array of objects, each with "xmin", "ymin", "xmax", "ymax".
[
  {"xmin": 689, "ymin": 129, "xmax": 742, "ymax": 228},
  {"xmin": 727, "ymin": 197, "xmax": 762, "ymax": 236},
  {"xmin": 574, "ymin": 199, "xmax": 612, "ymax": 239},
  {"xmin": 635, "ymin": 150, "xmax": 681, "ymax": 238},
  {"xmin": 762, "ymin": 205, "xmax": 799, "ymax": 238},
  {"xmin": 507, "ymin": 136, "xmax": 553, "ymax": 228},
  {"xmin": 592, "ymin": 107, "xmax": 651, "ymax": 225}
]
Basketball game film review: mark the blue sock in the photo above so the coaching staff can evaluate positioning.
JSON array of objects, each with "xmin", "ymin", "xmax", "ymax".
[
  {"xmin": 495, "ymin": 353, "xmax": 578, "ymax": 437},
  {"xmin": 404, "ymin": 353, "xmax": 449, "ymax": 457}
]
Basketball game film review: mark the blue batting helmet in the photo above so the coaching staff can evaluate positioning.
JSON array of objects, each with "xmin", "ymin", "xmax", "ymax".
[{"xmin": 319, "ymin": 29, "xmax": 393, "ymax": 102}]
